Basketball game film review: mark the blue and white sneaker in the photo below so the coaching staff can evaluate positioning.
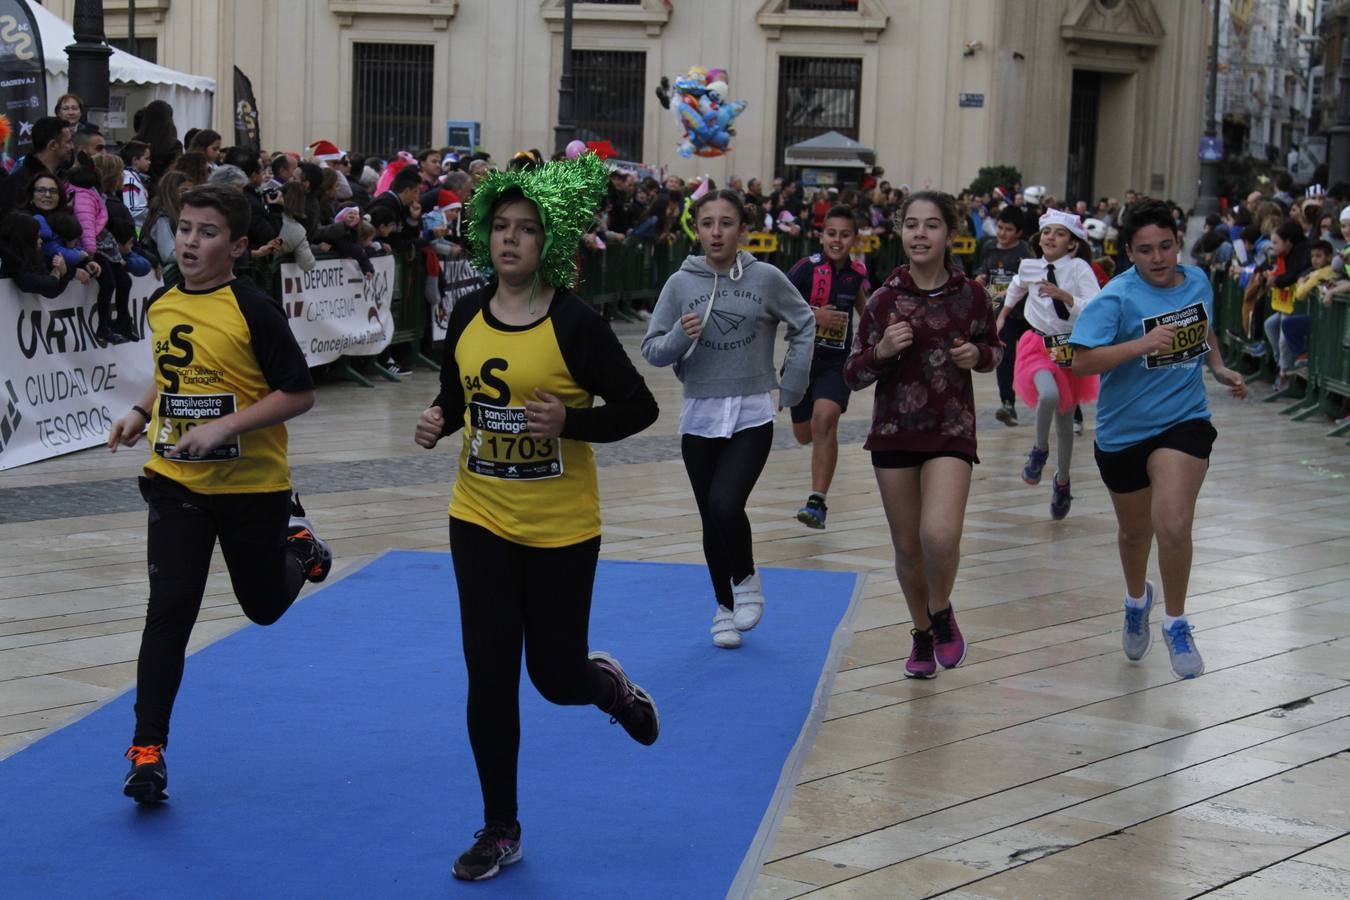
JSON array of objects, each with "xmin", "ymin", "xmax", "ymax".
[
  {"xmin": 1022, "ymin": 446, "xmax": 1049, "ymax": 485},
  {"xmin": 796, "ymin": 494, "xmax": 827, "ymax": 529},
  {"xmin": 1162, "ymin": 619, "xmax": 1205, "ymax": 679},
  {"xmin": 1122, "ymin": 581, "xmax": 1155, "ymax": 661}
]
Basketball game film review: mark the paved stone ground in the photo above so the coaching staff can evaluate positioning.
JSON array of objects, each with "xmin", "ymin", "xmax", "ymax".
[{"xmin": 6, "ymin": 322, "xmax": 1350, "ymax": 898}]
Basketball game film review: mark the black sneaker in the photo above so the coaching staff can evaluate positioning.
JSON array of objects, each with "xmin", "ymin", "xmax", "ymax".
[
  {"xmin": 114, "ymin": 317, "xmax": 140, "ymax": 343},
  {"xmin": 123, "ymin": 744, "xmax": 168, "ymax": 803},
  {"xmin": 994, "ymin": 402, "xmax": 1017, "ymax": 426},
  {"xmin": 452, "ymin": 821, "xmax": 522, "ymax": 881},
  {"xmin": 286, "ymin": 493, "xmax": 333, "ymax": 583},
  {"xmin": 589, "ymin": 650, "xmax": 660, "ymax": 746}
]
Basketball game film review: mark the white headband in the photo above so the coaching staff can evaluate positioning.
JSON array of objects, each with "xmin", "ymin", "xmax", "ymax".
[{"xmin": 1039, "ymin": 209, "xmax": 1088, "ymax": 242}]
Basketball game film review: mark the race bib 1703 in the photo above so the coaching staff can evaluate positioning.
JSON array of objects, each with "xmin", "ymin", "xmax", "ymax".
[
  {"xmin": 465, "ymin": 401, "xmax": 562, "ymax": 480},
  {"xmin": 1142, "ymin": 302, "xmax": 1210, "ymax": 369},
  {"xmin": 1042, "ymin": 332, "xmax": 1074, "ymax": 368},
  {"xmin": 153, "ymin": 392, "xmax": 240, "ymax": 461}
]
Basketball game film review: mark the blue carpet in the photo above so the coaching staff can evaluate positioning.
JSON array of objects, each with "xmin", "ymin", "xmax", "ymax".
[{"xmin": 0, "ymin": 552, "xmax": 858, "ymax": 899}]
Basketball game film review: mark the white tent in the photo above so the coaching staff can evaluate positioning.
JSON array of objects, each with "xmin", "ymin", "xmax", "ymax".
[{"xmin": 28, "ymin": 0, "xmax": 215, "ymax": 139}]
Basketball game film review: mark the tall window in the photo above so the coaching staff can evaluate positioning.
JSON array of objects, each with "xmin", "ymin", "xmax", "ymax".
[
  {"xmin": 571, "ymin": 50, "xmax": 645, "ymax": 161},
  {"xmin": 775, "ymin": 57, "xmax": 862, "ymax": 171},
  {"xmin": 351, "ymin": 43, "xmax": 434, "ymax": 156},
  {"xmin": 108, "ymin": 36, "xmax": 157, "ymax": 63}
]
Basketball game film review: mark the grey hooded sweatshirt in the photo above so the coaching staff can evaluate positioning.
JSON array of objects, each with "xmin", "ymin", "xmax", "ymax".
[{"xmin": 641, "ymin": 250, "xmax": 815, "ymax": 408}]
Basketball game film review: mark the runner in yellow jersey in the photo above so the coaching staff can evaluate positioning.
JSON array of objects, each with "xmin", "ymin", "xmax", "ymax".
[
  {"xmin": 413, "ymin": 154, "xmax": 660, "ymax": 882},
  {"xmin": 107, "ymin": 185, "xmax": 331, "ymax": 804}
]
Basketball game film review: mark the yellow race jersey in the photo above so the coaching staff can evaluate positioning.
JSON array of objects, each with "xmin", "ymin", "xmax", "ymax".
[
  {"xmin": 143, "ymin": 279, "xmax": 313, "ymax": 494},
  {"xmin": 435, "ymin": 290, "xmax": 658, "ymax": 548}
]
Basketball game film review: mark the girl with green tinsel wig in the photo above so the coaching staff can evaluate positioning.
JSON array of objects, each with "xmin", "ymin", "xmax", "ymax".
[{"xmin": 414, "ymin": 152, "xmax": 662, "ymax": 882}]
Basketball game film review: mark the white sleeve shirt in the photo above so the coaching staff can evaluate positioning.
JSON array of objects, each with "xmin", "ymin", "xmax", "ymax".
[{"xmin": 1019, "ymin": 256, "xmax": 1100, "ymax": 335}]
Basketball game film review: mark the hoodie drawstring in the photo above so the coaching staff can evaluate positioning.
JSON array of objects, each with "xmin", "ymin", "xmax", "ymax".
[{"xmin": 682, "ymin": 254, "xmax": 745, "ymax": 361}]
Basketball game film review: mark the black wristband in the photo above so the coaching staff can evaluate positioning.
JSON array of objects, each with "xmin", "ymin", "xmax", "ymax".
[{"xmin": 131, "ymin": 404, "xmax": 151, "ymax": 420}]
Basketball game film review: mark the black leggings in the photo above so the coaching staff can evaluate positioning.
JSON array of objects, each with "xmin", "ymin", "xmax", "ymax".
[
  {"xmin": 449, "ymin": 518, "xmax": 615, "ymax": 825},
  {"xmin": 997, "ymin": 313, "xmax": 1029, "ymax": 406},
  {"xmin": 681, "ymin": 422, "xmax": 774, "ymax": 609},
  {"xmin": 93, "ymin": 253, "xmax": 133, "ymax": 331},
  {"xmin": 133, "ymin": 476, "xmax": 305, "ymax": 747}
]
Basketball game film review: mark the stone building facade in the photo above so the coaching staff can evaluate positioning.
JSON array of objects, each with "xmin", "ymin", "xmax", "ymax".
[{"xmin": 47, "ymin": 0, "xmax": 1208, "ymax": 205}]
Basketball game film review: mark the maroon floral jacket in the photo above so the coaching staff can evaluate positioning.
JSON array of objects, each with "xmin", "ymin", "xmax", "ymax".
[{"xmin": 843, "ymin": 264, "xmax": 1003, "ymax": 458}]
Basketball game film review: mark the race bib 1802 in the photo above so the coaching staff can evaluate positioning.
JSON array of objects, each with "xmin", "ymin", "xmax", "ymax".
[
  {"xmin": 1142, "ymin": 302, "xmax": 1209, "ymax": 369},
  {"xmin": 465, "ymin": 402, "xmax": 562, "ymax": 480},
  {"xmin": 153, "ymin": 392, "xmax": 240, "ymax": 461}
]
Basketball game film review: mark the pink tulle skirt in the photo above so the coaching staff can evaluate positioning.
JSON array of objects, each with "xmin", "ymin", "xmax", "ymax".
[{"xmin": 1012, "ymin": 329, "xmax": 1099, "ymax": 414}]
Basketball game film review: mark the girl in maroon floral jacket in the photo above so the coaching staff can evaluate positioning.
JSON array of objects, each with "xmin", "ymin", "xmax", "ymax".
[{"xmin": 843, "ymin": 191, "xmax": 1002, "ymax": 679}]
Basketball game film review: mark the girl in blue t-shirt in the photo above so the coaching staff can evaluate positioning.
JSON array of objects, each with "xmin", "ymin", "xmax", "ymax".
[{"xmin": 1069, "ymin": 199, "xmax": 1246, "ymax": 680}]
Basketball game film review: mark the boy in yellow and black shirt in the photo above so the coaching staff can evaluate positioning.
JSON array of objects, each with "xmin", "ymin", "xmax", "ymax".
[{"xmin": 107, "ymin": 184, "xmax": 331, "ymax": 804}]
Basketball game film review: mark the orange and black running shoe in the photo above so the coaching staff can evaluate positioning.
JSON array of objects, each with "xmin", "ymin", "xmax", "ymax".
[
  {"xmin": 286, "ymin": 493, "xmax": 333, "ymax": 583},
  {"xmin": 123, "ymin": 744, "xmax": 168, "ymax": 803}
]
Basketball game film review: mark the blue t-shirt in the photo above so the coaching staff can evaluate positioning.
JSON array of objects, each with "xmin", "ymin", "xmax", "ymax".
[{"xmin": 1069, "ymin": 265, "xmax": 1213, "ymax": 452}]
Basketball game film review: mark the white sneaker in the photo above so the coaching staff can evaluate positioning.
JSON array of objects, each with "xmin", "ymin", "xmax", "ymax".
[
  {"xmin": 732, "ymin": 571, "xmax": 764, "ymax": 631},
  {"xmin": 711, "ymin": 605, "xmax": 741, "ymax": 648}
]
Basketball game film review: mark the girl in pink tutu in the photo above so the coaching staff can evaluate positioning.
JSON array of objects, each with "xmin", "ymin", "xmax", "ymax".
[{"xmin": 998, "ymin": 210, "xmax": 1101, "ymax": 519}]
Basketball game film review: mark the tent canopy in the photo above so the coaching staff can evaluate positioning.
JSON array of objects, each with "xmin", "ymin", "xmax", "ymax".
[
  {"xmin": 784, "ymin": 131, "xmax": 877, "ymax": 169},
  {"xmin": 26, "ymin": 0, "xmax": 215, "ymax": 134},
  {"xmin": 29, "ymin": 1, "xmax": 215, "ymax": 92}
]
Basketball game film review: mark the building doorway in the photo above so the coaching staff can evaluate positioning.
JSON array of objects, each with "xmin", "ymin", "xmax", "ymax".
[{"xmin": 1066, "ymin": 70, "xmax": 1101, "ymax": 205}]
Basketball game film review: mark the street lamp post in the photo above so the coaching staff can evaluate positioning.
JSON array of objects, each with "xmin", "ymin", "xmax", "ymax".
[
  {"xmin": 554, "ymin": 0, "xmax": 577, "ymax": 155},
  {"xmin": 66, "ymin": 0, "xmax": 113, "ymax": 130},
  {"xmin": 1195, "ymin": 0, "xmax": 1222, "ymax": 216}
]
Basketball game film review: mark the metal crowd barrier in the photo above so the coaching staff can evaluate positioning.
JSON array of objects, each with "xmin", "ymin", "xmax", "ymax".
[{"xmin": 1209, "ymin": 271, "xmax": 1349, "ymax": 443}]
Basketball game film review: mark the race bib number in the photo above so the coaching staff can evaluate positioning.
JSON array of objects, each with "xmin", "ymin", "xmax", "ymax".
[
  {"xmin": 1270, "ymin": 285, "xmax": 1295, "ymax": 314},
  {"xmin": 1142, "ymin": 303, "xmax": 1209, "ymax": 369},
  {"xmin": 1042, "ymin": 332, "xmax": 1074, "ymax": 368},
  {"xmin": 815, "ymin": 308, "xmax": 848, "ymax": 351},
  {"xmin": 466, "ymin": 402, "xmax": 562, "ymax": 480},
  {"xmin": 153, "ymin": 393, "xmax": 239, "ymax": 461},
  {"xmin": 987, "ymin": 273, "xmax": 1013, "ymax": 312}
]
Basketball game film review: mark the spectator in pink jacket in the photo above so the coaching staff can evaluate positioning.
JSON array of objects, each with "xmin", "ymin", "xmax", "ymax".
[{"xmin": 65, "ymin": 153, "xmax": 137, "ymax": 344}]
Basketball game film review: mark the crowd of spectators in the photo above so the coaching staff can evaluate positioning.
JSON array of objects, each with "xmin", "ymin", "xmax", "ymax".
[{"xmin": 2, "ymin": 93, "xmax": 1346, "ymax": 406}]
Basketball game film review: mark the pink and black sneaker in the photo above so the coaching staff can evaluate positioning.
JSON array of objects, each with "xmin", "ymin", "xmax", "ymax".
[
  {"xmin": 905, "ymin": 628, "xmax": 937, "ymax": 679},
  {"xmin": 928, "ymin": 606, "xmax": 967, "ymax": 669}
]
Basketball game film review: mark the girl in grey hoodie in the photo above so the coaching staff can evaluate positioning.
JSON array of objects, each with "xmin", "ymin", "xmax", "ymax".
[{"xmin": 642, "ymin": 189, "xmax": 815, "ymax": 649}]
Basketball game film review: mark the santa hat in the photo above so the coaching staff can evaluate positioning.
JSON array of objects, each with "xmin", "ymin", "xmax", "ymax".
[
  {"xmin": 1038, "ymin": 208, "xmax": 1088, "ymax": 242},
  {"xmin": 374, "ymin": 150, "xmax": 417, "ymax": 196},
  {"xmin": 435, "ymin": 189, "xmax": 462, "ymax": 213},
  {"xmin": 307, "ymin": 139, "xmax": 344, "ymax": 163}
]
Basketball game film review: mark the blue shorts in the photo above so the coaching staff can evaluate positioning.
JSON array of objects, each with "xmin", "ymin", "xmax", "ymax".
[{"xmin": 790, "ymin": 361, "xmax": 850, "ymax": 424}]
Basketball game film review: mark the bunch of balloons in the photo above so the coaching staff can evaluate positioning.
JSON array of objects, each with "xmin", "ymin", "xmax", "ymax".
[{"xmin": 656, "ymin": 66, "xmax": 747, "ymax": 159}]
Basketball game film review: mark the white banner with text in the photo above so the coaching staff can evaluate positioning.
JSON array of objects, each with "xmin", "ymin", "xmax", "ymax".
[
  {"xmin": 279, "ymin": 256, "xmax": 395, "ymax": 366},
  {"xmin": 0, "ymin": 274, "xmax": 159, "ymax": 470}
]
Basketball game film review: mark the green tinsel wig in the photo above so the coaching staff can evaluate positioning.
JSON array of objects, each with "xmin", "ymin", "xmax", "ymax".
[{"xmin": 469, "ymin": 151, "xmax": 609, "ymax": 289}]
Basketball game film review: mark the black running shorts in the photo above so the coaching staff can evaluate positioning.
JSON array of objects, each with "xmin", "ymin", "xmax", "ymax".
[{"xmin": 1093, "ymin": 417, "xmax": 1217, "ymax": 494}]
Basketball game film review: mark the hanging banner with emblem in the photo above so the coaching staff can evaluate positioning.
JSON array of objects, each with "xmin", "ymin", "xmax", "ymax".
[
  {"xmin": 233, "ymin": 66, "xmax": 261, "ymax": 152},
  {"xmin": 278, "ymin": 255, "xmax": 396, "ymax": 366},
  {"xmin": 1142, "ymin": 302, "xmax": 1209, "ymax": 369},
  {"xmin": 0, "ymin": 0, "xmax": 46, "ymax": 160},
  {"xmin": 0, "ymin": 273, "xmax": 159, "ymax": 470}
]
